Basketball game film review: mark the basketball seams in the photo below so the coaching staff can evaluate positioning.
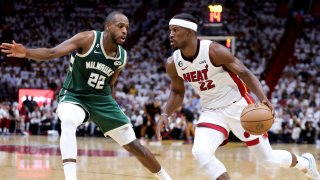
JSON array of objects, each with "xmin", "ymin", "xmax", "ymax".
[
  {"xmin": 245, "ymin": 129, "xmax": 268, "ymax": 134},
  {"xmin": 241, "ymin": 117, "xmax": 274, "ymax": 122},
  {"xmin": 244, "ymin": 122, "xmax": 273, "ymax": 134},
  {"xmin": 240, "ymin": 103, "xmax": 274, "ymax": 135},
  {"xmin": 240, "ymin": 107, "xmax": 271, "ymax": 118}
]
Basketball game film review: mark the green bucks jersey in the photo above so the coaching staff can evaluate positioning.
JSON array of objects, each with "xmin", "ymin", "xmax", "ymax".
[{"xmin": 62, "ymin": 31, "xmax": 127, "ymax": 96}]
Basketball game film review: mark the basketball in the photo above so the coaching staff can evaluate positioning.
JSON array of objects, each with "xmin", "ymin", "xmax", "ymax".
[{"xmin": 240, "ymin": 103, "xmax": 274, "ymax": 135}]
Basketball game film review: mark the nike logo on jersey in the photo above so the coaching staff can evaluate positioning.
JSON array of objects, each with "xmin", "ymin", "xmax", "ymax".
[
  {"xmin": 114, "ymin": 61, "xmax": 122, "ymax": 66},
  {"xmin": 182, "ymin": 66, "xmax": 188, "ymax": 70},
  {"xmin": 94, "ymin": 50, "xmax": 102, "ymax": 54}
]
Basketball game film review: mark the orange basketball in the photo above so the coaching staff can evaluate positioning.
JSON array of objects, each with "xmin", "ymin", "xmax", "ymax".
[{"xmin": 240, "ymin": 103, "xmax": 274, "ymax": 135}]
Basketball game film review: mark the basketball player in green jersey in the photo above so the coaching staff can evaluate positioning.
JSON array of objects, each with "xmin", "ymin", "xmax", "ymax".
[{"xmin": 1, "ymin": 11, "xmax": 171, "ymax": 180}]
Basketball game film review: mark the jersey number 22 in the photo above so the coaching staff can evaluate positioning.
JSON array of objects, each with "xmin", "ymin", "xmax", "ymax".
[
  {"xmin": 87, "ymin": 72, "xmax": 106, "ymax": 89},
  {"xmin": 199, "ymin": 80, "xmax": 215, "ymax": 91}
]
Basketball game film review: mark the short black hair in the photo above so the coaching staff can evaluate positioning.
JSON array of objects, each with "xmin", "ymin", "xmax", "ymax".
[
  {"xmin": 172, "ymin": 13, "xmax": 198, "ymax": 24},
  {"xmin": 104, "ymin": 11, "xmax": 125, "ymax": 24}
]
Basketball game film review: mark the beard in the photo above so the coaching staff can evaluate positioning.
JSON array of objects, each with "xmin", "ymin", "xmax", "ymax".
[
  {"xmin": 170, "ymin": 41, "xmax": 179, "ymax": 50},
  {"xmin": 110, "ymin": 32, "xmax": 121, "ymax": 45},
  {"xmin": 171, "ymin": 41, "xmax": 185, "ymax": 50},
  {"xmin": 171, "ymin": 45, "xmax": 179, "ymax": 50}
]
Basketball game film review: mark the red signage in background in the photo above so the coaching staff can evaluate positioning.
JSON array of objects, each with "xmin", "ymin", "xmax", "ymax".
[
  {"xmin": 226, "ymin": 38, "xmax": 231, "ymax": 48},
  {"xmin": 18, "ymin": 89, "xmax": 55, "ymax": 109}
]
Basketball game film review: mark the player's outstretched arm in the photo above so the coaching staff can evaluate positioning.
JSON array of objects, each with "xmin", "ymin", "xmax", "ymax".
[
  {"xmin": 209, "ymin": 43, "xmax": 274, "ymax": 114},
  {"xmin": 1, "ymin": 40, "xmax": 27, "ymax": 58},
  {"xmin": 0, "ymin": 31, "xmax": 92, "ymax": 61},
  {"xmin": 156, "ymin": 56, "xmax": 185, "ymax": 139}
]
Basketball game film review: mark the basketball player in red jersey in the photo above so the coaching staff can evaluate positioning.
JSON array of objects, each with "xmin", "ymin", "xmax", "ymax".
[{"xmin": 156, "ymin": 13, "xmax": 320, "ymax": 180}]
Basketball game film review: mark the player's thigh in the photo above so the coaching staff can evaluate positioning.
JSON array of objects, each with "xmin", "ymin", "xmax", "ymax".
[
  {"xmin": 197, "ymin": 110, "xmax": 230, "ymax": 132},
  {"xmin": 193, "ymin": 127, "xmax": 226, "ymax": 153},
  {"xmin": 57, "ymin": 102, "xmax": 85, "ymax": 126},
  {"xmin": 89, "ymin": 99, "xmax": 130, "ymax": 133},
  {"xmin": 106, "ymin": 124, "xmax": 136, "ymax": 146},
  {"xmin": 228, "ymin": 119, "xmax": 261, "ymax": 142}
]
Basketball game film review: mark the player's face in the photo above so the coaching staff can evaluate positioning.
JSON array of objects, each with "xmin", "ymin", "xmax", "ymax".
[
  {"xmin": 107, "ymin": 15, "xmax": 129, "ymax": 45},
  {"xmin": 169, "ymin": 25, "xmax": 189, "ymax": 50}
]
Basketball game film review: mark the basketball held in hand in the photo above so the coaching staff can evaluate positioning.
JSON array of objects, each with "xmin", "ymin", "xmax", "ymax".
[{"xmin": 240, "ymin": 103, "xmax": 274, "ymax": 135}]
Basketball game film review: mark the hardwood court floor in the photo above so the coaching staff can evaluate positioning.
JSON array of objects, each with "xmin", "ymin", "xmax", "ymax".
[{"xmin": 0, "ymin": 135, "xmax": 319, "ymax": 180}]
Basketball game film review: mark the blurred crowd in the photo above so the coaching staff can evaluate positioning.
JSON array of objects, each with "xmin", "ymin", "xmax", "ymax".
[
  {"xmin": 0, "ymin": 0, "xmax": 319, "ymax": 144},
  {"xmin": 269, "ymin": 17, "xmax": 320, "ymax": 144}
]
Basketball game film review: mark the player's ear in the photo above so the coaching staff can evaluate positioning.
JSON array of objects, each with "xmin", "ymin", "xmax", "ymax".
[
  {"xmin": 187, "ymin": 29, "xmax": 195, "ymax": 37},
  {"xmin": 186, "ymin": 29, "xmax": 192, "ymax": 37},
  {"xmin": 104, "ymin": 23, "xmax": 110, "ymax": 31}
]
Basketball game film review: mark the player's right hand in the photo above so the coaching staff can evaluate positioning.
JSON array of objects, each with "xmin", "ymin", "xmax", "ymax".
[
  {"xmin": 261, "ymin": 98, "xmax": 275, "ymax": 117},
  {"xmin": 156, "ymin": 114, "xmax": 169, "ymax": 140},
  {"xmin": 0, "ymin": 40, "xmax": 27, "ymax": 58}
]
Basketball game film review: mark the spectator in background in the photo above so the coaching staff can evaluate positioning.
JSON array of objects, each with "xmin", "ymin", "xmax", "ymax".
[
  {"xmin": 299, "ymin": 121, "xmax": 316, "ymax": 144},
  {"xmin": 291, "ymin": 123, "xmax": 301, "ymax": 143},
  {"xmin": 41, "ymin": 107, "xmax": 58, "ymax": 134},
  {"xmin": 20, "ymin": 103, "xmax": 30, "ymax": 134},
  {"xmin": 22, "ymin": 95, "xmax": 31, "ymax": 110},
  {"xmin": 131, "ymin": 110, "xmax": 143, "ymax": 138},
  {"xmin": 141, "ymin": 98, "xmax": 161, "ymax": 141},
  {"xmin": 281, "ymin": 121, "xmax": 293, "ymax": 143},
  {"xmin": 29, "ymin": 96, "xmax": 38, "ymax": 112},
  {"xmin": 0, "ymin": 103, "xmax": 10, "ymax": 135},
  {"xmin": 9, "ymin": 102, "xmax": 20, "ymax": 134},
  {"xmin": 168, "ymin": 112, "xmax": 184, "ymax": 140},
  {"xmin": 50, "ymin": 109, "xmax": 59, "ymax": 132},
  {"xmin": 29, "ymin": 106, "xmax": 41, "ymax": 135},
  {"xmin": 178, "ymin": 106, "xmax": 195, "ymax": 144},
  {"xmin": 22, "ymin": 95, "xmax": 38, "ymax": 113}
]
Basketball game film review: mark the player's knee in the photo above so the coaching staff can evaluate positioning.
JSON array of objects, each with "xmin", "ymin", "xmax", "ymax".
[
  {"xmin": 59, "ymin": 112, "xmax": 79, "ymax": 131},
  {"xmin": 60, "ymin": 119, "xmax": 77, "ymax": 130},
  {"xmin": 59, "ymin": 111, "xmax": 79, "ymax": 132},
  {"xmin": 192, "ymin": 146, "xmax": 213, "ymax": 166},
  {"xmin": 57, "ymin": 103, "xmax": 85, "ymax": 127}
]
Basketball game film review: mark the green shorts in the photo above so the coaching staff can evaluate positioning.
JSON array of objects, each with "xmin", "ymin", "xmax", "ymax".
[{"xmin": 58, "ymin": 90, "xmax": 130, "ymax": 134}]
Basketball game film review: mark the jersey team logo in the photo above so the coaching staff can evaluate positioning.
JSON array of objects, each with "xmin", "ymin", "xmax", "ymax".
[
  {"xmin": 182, "ymin": 64, "xmax": 215, "ymax": 91},
  {"xmin": 114, "ymin": 61, "xmax": 122, "ymax": 66}
]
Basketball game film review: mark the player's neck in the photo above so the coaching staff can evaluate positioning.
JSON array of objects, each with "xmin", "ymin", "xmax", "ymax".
[
  {"xmin": 102, "ymin": 32, "xmax": 118, "ymax": 57},
  {"xmin": 181, "ymin": 38, "xmax": 199, "ymax": 62}
]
